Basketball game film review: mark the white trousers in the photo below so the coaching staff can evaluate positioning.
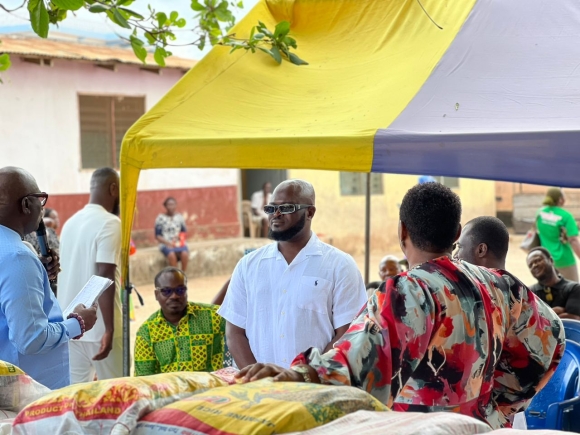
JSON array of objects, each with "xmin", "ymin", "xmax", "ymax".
[{"xmin": 69, "ymin": 338, "xmax": 124, "ymax": 383}]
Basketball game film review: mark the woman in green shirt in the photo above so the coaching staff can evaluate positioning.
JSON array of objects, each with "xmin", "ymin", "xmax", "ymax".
[{"xmin": 536, "ymin": 188, "xmax": 580, "ymax": 282}]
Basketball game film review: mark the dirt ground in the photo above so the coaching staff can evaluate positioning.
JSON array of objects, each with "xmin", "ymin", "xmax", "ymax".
[{"xmin": 129, "ymin": 233, "xmax": 535, "ymax": 354}]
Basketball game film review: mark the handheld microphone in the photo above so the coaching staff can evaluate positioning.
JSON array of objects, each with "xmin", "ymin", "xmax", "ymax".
[{"xmin": 36, "ymin": 220, "xmax": 50, "ymax": 257}]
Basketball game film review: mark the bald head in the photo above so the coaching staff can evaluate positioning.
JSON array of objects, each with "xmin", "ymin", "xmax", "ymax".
[
  {"xmin": 273, "ymin": 179, "xmax": 315, "ymax": 205},
  {"xmin": 0, "ymin": 167, "xmax": 38, "ymax": 204},
  {"xmin": 90, "ymin": 167, "xmax": 119, "ymax": 192},
  {"xmin": 0, "ymin": 167, "xmax": 44, "ymax": 236},
  {"xmin": 89, "ymin": 167, "xmax": 120, "ymax": 215}
]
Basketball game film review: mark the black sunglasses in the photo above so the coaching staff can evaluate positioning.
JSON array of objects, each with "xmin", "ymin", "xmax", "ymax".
[
  {"xmin": 22, "ymin": 192, "xmax": 49, "ymax": 207},
  {"xmin": 263, "ymin": 203, "xmax": 313, "ymax": 215},
  {"xmin": 156, "ymin": 285, "xmax": 187, "ymax": 297}
]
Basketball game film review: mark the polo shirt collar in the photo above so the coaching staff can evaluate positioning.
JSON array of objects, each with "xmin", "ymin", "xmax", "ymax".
[
  {"xmin": 300, "ymin": 232, "xmax": 323, "ymax": 257},
  {"xmin": 267, "ymin": 232, "xmax": 323, "ymax": 262},
  {"xmin": 84, "ymin": 204, "xmax": 107, "ymax": 212}
]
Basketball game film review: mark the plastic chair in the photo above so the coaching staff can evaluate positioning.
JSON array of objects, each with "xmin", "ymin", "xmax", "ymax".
[
  {"xmin": 545, "ymin": 396, "xmax": 580, "ymax": 432},
  {"xmin": 241, "ymin": 200, "xmax": 261, "ymax": 238},
  {"xmin": 561, "ymin": 319, "xmax": 580, "ymax": 344},
  {"xmin": 526, "ymin": 339, "xmax": 580, "ymax": 430}
]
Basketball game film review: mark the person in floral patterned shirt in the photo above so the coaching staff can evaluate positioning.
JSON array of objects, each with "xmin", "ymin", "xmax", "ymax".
[{"xmin": 238, "ymin": 182, "xmax": 565, "ymax": 430}]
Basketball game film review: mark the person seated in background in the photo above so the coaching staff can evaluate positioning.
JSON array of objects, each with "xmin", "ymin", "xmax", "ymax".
[
  {"xmin": 527, "ymin": 247, "xmax": 580, "ymax": 320},
  {"xmin": 134, "ymin": 267, "xmax": 225, "ymax": 376},
  {"xmin": 250, "ymin": 182, "xmax": 272, "ymax": 238},
  {"xmin": 23, "ymin": 207, "xmax": 61, "ymax": 255},
  {"xmin": 237, "ymin": 182, "xmax": 564, "ymax": 430},
  {"xmin": 366, "ymin": 255, "xmax": 401, "ymax": 295},
  {"xmin": 454, "ymin": 216, "xmax": 509, "ymax": 270},
  {"xmin": 155, "ymin": 197, "xmax": 189, "ymax": 271}
]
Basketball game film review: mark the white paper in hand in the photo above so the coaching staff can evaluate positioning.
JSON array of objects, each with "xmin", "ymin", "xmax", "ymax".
[{"xmin": 63, "ymin": 275, "xmax": 113, "ymax": 317}]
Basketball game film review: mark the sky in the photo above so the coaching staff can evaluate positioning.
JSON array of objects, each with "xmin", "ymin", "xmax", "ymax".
[{"xmin": 0, "ymin": 0, "xmax": 260, "ymax": 59}]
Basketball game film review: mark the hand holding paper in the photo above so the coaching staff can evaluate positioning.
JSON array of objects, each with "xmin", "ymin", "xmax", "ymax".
[{"xmin": 63, "ymin": 275, "xmax": 113, "ymax": 317}]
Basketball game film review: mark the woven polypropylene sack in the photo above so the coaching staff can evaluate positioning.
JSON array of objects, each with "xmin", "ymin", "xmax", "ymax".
[
  {"xmin": 299, "ymin": 410, "xmax": 492, "ymax": 435},
  {"xmin": 12, "ymin": 371, "xmax": 227, "ymax": 435},
  {"xmin": 0, "ymin": 361, "xmax": 50, "ymax": 413},
  {"xmin": 134, "ymin": 378, "xmax": 388, "ymax": 435}
]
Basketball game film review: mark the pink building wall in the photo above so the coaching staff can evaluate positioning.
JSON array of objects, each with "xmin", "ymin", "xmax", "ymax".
[{"xmin": 2, "ymin": 55, "xmax": 241, "ymax": 243}]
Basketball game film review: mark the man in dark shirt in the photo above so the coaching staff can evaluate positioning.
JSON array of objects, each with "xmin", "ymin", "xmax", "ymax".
[{"xmin": 527, "ymin": 247, "xmax": 580, "ymax": 319}]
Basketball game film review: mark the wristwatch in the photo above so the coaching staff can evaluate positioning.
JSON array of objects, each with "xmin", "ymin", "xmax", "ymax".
[{"xmin": 290, "ymin": 365, "xmax": 312, "ymax": 383}]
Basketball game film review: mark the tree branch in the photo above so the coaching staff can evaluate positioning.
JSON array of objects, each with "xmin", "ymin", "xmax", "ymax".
[{"xmin": 0, "ymin": 0, "xmax": 26, "ymax": 13}]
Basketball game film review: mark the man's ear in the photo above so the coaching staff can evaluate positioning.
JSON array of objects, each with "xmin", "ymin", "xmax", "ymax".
[
  {"xmin": 454, "ymin": 224, "xmax": 462, "ymax": 242},
  {"xmin": 21, "ymin": 197, "xmax": 31, "ymax": 215},
  {"xmin": 477, "ymin": 243, "xmax": 488, "ymax": 258},
  {"xmin": 307, "ymin": 206, "xmax": 316, "ymax": 219},
  {"xmin": 110, "ymin": 182, "xmax": 119, "ymax": 198},
  {"xmin": 400, "ymin": 221, "xmax": 408, "ymax": 240}
]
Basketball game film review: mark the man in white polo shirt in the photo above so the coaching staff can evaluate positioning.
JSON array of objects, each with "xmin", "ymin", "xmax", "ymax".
[
  {"xmin": 58, "ymin": 167, "xmax": 123, "ymax": 382},
  {"xmin": 219, "ymin": 179, "xmax": 367, "ymax": 369}
]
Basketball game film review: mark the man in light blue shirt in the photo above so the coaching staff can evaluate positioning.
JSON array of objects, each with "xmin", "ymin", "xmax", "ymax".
[{"xmin": 0, "ymin": 167, "xmax": 97, "ymax": 389}]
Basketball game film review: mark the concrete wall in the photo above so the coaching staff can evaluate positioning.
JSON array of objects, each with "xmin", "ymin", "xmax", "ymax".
[
  {"xmin": 2, "ymin": 56, "xmax": 240, "ymax": 242},
  {"xmin": 288, "ymin": 170, "xmax": 495, "ymax": 255},
  {"xmin": 495, "ymin": 181, "xmax": 580, "ymax": 213}
]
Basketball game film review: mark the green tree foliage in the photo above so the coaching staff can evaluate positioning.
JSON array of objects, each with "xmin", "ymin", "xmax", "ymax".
[
  {"xmin": 0, "ymin": 0, "xmax": 307, "ymax": 75},
  {"xmin": 222, "ymin": 20, "xmax": 308, "ymax": 65}
]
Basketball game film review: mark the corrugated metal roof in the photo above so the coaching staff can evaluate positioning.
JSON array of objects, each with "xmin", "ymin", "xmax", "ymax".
[{"xmin": 0, "ymin": 34, "xmax": 195, "ymax": 70}]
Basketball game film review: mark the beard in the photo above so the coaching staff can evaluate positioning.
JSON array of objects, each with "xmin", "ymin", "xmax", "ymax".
[
  {"xmin": 112, "ymin": 198, "xmax": 120, "ymax": 216},
  {"xmin": 269, "ymin": 212, "xmax": 306, "ymax": 242}
]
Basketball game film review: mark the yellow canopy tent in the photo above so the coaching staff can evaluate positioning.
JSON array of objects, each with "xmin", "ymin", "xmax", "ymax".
[
  {"xmin": 124, "ymin": 0, "xmax": 580, "ymax": 373},
  {"xmin": 119, "ymin": 0, "xmax": 475, "ymax": 374},
  {"xmin": 121, "ymin": 0, "xmax": 476, "ymax": 271}
]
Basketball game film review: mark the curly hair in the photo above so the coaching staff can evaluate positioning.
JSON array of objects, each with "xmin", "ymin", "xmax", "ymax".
[{"xmin": 399, "ymin": 182, "xmax": 461, "ymax": 252}]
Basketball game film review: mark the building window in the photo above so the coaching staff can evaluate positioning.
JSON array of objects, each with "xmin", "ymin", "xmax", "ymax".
[
  {"xmin": 340, "ymin": 172, "xmax": 384, "ymax": 195},
  {"xmin": 79, "ymin": 95, "xmax": 145, "ymax": 169},
  {"xmin": 433, "ymin": 176, "xmax": 460, "ymax": 189}
]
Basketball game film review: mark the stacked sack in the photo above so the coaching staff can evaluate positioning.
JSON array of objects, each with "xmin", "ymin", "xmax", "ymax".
[
  {"xmin": 134, "ymin": 378, "xmax": 389, "ymax": 435},
  {"xmin": 298, "ymin": 410, "xmax": 493, "ymax": 435},
  {"xmin": 0, "ymin": 360, "xmax": 51, "ymax": 435},
  {"xmin": 12, "ymin": 371, "xmax": 228, "ymax": 435}
]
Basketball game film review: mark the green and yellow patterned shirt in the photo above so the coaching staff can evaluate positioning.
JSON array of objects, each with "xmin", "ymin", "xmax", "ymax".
[{"xmin": 134, "ymin": 302, "xmax": 225, "ymax": 376}]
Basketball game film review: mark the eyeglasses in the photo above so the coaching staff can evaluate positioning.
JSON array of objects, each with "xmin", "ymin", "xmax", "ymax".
[
  {"xmin": 263, "ymin": 203, "xmax": 313, "ymax": 215},
  {"xmin": 21, "ymin": 192, "xmax": 49, "ymax": 207},
  {"xmin": 156, "ymin": 285, "xmax": 187, "ymax": 297}
]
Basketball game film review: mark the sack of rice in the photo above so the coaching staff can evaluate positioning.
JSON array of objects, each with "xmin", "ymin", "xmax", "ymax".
[
  {"xmin": 211, "ymin": 367, "xmax": 239, "ymax": 385},
  {"xmin": 490, "ymin": 430, "xmax": 577, "ymax": 435},
  {"xmin": 0, "ymin": 360, "xmax": 50, "ymax": 412},
  {"xmin": 12, "ymin": 371, "xmax": 227, "ymax": 435},
  {"xmin": 299, "ymin": 410, "xmax": 492, "ymax": 435},
  {"xmin": 134, "ymin": 378, "xmax": 388, "ymax": 435},
  {"xmin": 0, "ymin": 410, "xmax": 18, "ymax": 435}
]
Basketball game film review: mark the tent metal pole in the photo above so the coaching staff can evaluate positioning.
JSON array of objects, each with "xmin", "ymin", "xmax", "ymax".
[
  {"xmin": 364, "ymin": 173, "xmax": 371, "ymax": 284},
  {"xmin": 122, "ymin": 273, "xmax": 131, "ymax": 377}
]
